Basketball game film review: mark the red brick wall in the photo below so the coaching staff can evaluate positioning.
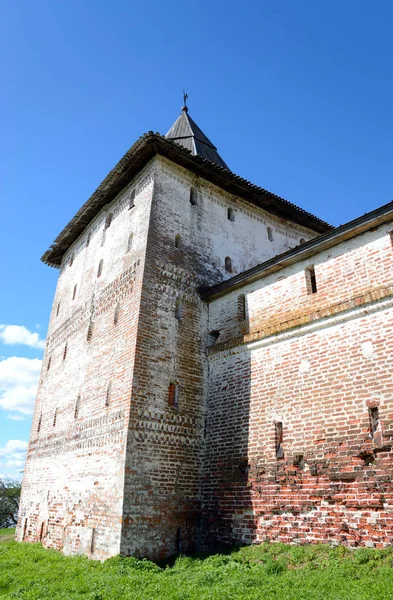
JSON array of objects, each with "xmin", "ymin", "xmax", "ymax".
[{"xmin": 203, "ymin": 222, "xmax": 393, "ymax": 549}]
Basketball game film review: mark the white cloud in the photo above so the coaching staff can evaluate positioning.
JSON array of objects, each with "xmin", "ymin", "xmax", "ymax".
[
  {"xmin": 0, "ymin": 325, "xmax": 45, "ymax": 350},
  {"xmin": 7, "ymin": 414, "xmax": 25, "ymax": 421},
  {"xmin": 0, "ymin": 357, "xmax": 42, "ymax": 415},
  {"xmin": 0, "ymin": 440, "xmax": 28, "ymax": 480}
]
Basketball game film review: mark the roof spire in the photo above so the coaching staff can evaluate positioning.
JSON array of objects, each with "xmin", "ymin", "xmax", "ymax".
[
  {"xmin": 182, "ymin": 89, "xmax": 188, "ymax": 113},
  {"xmin": 165, "ymin": 102, "xmax": 229, "ymax": 169}
]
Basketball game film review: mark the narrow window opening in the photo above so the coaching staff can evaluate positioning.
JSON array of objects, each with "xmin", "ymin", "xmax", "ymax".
[
  {"xmin": 299, "ymin": 238, "xmax": 306, "ymax": 245},
  {"xmin": 190, "ymin": 187, "xmax": 197, "ymax": 206},
  {"xmin": 275, "ymin": 422, "xmax": 284, "ymax": 459},
  {"xmin": 207, "ymin": 330, "xmax": 220, "ymax": 348},
  {"xmin": 37, "ymin": 414, "xmax": 42, "ymax": 433},
  {"xmin": 227, "ymin": 207, "xmax": 235, "ymax": 222},
  {"xmin": 127, "ymin": 233, "xmax": 133, "ymax": 252},
  {"xmin": 305, "ymin": 266, "xmax": 317, "ymax": 294},
  {"xmin": 39, "ymin": 522, "xmax": 45, "ymax": 542},
  {"xmin": 22, "ymin": 519, "xmax": 28, "ymax": 541},
  {"xmin": 369, "ymin": 407, "xmax": 380, "ymax": 439},
  {"xmin": 47, "ymin": 357, "xmax": 51, "ymax": 371},
  {"xmin": 74, "ymin": 395, "xmax": 81, "ymax": 419},
  {"xmin": 69, "ymin": 253, "xmax": 74, "ymax": 267},
  {"xmin": 86, "ymin": 322, "xmax": 93, "ymax": 342},
  {"xmin": 56, "ymin": 302, "xmax": 60, "ymax": 317},
  {"xmin": 238, "ymin": 294, "xmax": 246, "ymax": 321},
  {"xmin": 63, "ymin": 342, "xmax": 68, "ymax": 361},
  {"xmin": 174, "ymin": 234, "xmax": 182, "ymax": 249},
  {"xmin": 238, "ymin": 458, "xmax": 250, "ymax": 479},
  {"xmin": 97, "ymin": 259, "xmax": 103, "ymax": 278},
  {"xmin": 168, "ymin": 382, "xmax": 179, "ymax": 409},
  {"xmin": 114, "ymin": 302, "xmax": 120, "ymax": 325},
  {"xmin": 53, "ymin": 408, "xmax": 57, "ymax": 428},
  {"xmin": 72, "ymin": 284, "xmax": 77, "ymax": 300},
  {"xmin": 105, "ymin": 213, "xmax": 113, "ymax": 230},
  {"xmin": 293, "ymin": 454, "xmax": 305, "ymax": 469},
  {"xmin": 175, "ymin": 299, "xmax": 182, "ymax": 320},
  {"xmin": 225, "ymin": 256, "xmax": 232, "ymax": 273},
  {"xmin": 267, "ymin": 226, "xmax": 273, "ymax": 242},
  {"xmin": 86, "ymin": 232, "xmax": 91, "ymax": 247},
  {"xmin": 128, "ymin": 189, "xmax": 135, "ymax": 210},
  {"xmin": 91, "ymin": 528, "xmax": 96, "ymax": 553},
  {"xmin": 105, "ymin": 382, "xmax": 111, "ymax": 407}
]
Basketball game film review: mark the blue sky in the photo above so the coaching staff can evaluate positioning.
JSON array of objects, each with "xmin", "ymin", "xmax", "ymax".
[{"xmin": 1, "ymin": 0, "xmax": 393, "ymax": 478}]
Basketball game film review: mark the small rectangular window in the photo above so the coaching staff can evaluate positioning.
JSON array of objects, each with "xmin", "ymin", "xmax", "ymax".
[
  {"xmin": 305, "ymin": 266, "xmax": 317, "ymax": 294},
  {"xmin": 168, "ymin": 382, "xmax": 179, "ymax": 408},
  {"xmin": 275, "ymin": 422, "xmax": 284, "ymax": 459},
  {"xmin": 91, "ymin": 528, "xmax": 96, "ymax": 553},
  {"xmin": 105, "ymin": 213, "xmax": 113, "ymax": 230},
  {"xmin": 190, "ymin": 187, "xmax": 197, "ymax": 205},
  {"xmin": 175, "ymin": 299, "xmax": 182, "ymax": 320},
  {"xmin": 369, "ymin": 407, "xmax": 379, "ymax": 439},
  {"xmin": 105, "ymin": 382, "xmax": 111, "ymax": 407}
]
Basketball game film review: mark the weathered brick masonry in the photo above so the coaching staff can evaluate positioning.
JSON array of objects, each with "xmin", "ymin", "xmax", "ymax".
[
  {"xmin": 203, "ymin": 221, "xmax": 393, "ymax": 549},
  {"xmin": 17, "ymin": 109, "xmax": 393, "ymax": 558},
  {"xmin": 118, "ymin": 156, "xmax": 317, "ymax": 559},
  {"xmin": 16, "ymin": 163, "xmax": 155, "ymax": 559}
]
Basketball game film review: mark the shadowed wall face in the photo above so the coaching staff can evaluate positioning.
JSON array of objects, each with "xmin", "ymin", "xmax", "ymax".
[
  {"xmin": 120, "ymin": 157, "xmax": 314, "ymax": 560},
  {"xmin": 204, "ymin": 224, "xmax": 393, "ymax": 549}
]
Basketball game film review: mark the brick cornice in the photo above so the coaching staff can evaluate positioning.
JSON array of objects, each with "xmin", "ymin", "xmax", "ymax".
[{"xmin": 209, "ymin": 283, "xmax": 393, "ymax": 355}]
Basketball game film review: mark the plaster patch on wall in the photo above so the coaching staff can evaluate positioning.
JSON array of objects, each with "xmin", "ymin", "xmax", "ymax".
[
  {"xmin": 299, "ymin": 359, "xmax": 310, "ymax": 373},
  {"xmin": 361, "ymin": 341, "xmax": 374, "ymax": 358}
]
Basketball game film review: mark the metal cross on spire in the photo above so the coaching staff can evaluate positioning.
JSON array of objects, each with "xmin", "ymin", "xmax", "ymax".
[{"xmin": 182, "ymin": 89, "xmax": 189, "ymax": 112}]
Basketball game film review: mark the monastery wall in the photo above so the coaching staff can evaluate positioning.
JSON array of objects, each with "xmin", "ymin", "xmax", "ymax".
[
  {"xmin": 203, "ymin": 222, "xmax": 393, "ymax": 549},
  {"xmin": 120, "ymin": 156, "xmax": 317, "ymax": 559},
  {"xmin": 16, "ymin": 162, "xmax": 156, "ymax": 560},
  {"xmin": 17, "ymin": 150, "xmax": 325, "ymax": 561}
]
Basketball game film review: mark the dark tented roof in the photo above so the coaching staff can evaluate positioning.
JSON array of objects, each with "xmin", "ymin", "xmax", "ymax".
[{"xmin": 166, "ymin": 107, "xmax": 229, "ymax": 169}]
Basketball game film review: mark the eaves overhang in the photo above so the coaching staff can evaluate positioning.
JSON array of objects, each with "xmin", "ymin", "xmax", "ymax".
[
  {"xmin": 42, "ymin": 132, "xmax": 332, "ymax": 268},
  {"xmin": 201, "ymin": 200, "xmax": 393, "ymax": 302}
]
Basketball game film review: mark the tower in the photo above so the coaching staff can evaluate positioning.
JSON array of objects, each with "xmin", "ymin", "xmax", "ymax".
[{"xmin": 16, "ymin": 106, "xmax": 329, "ymax": 559}]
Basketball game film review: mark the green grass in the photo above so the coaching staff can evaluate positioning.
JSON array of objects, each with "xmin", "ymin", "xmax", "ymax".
[
  {"xmin": 0, "ymin": 528, "xmax": 15, "ymax": 545},
  {"xmin": 1, "ymin": 531, "xmax": 393, "ymax": 599}
]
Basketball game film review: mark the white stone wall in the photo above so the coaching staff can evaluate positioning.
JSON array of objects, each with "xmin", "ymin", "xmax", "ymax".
[
  {"xmin": 158, "ymin": 157, "xmax": 317, "ymax": 282},
  {"xmin": 17, "ymin": 160, "xmax": 156, "ymax": 560}
]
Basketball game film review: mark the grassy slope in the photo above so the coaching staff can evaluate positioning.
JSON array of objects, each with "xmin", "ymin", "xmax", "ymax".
[
  {"xmin": 1, "ymin": 531, "xmax": 393, "ymax": 599},
  {"xmin": 0, "ymin": 528, "xmax": 15, "ymax": 545}
]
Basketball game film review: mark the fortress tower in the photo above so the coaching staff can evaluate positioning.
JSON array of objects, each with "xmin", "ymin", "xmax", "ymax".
[{"xmin": 16, "ymin": 105, "xmax": 328, "ymax": 560}]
